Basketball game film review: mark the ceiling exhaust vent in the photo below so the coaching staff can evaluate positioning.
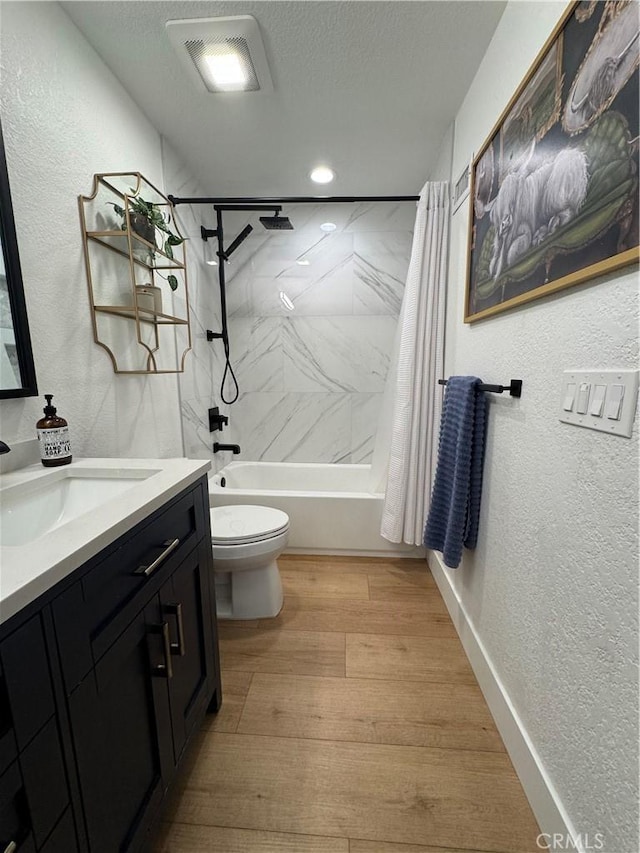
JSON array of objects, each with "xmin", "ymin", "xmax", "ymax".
[{"xmin": 166, "ymin": 16, "xmax": 273, "ymax": 94}]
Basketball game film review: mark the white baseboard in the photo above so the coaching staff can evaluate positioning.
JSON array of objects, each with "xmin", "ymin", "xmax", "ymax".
[
  {"xmin": 427, "ymin": 549, "xmax": 581, "ymax": 853},
  {"xmin": 284, "ymin": 546, "xmax": 425, "ymax": 559}
]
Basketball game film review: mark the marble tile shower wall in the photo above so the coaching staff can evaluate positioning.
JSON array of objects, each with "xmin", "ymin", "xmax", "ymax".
[{"xmin": 219, "ymin": 202, "xmax": 415, "ymax": 464}]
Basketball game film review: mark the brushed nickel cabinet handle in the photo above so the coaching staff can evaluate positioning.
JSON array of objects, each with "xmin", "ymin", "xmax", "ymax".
[
  {"xmin": 4, "ymin": 841, "xmax": 18, "ymax": 853},
  {"xmin": 149, "ymin": 622, "xmax": 173, "ymax": 679},
  {"xmin": 134, "ymin": 538, "xmax": 180, "ymax": 577},
  {"xmin": 165, "ymin": 602, "xmax": 186, "ymax": 656}
]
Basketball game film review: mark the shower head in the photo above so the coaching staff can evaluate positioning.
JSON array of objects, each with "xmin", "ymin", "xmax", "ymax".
[
  {"xmin": 260, "ymin": 213, "xmax": 293, "ymax": 230},
  {"xmin": 222, "ymin": 223, "xmax": 253, "ymax": 260}
]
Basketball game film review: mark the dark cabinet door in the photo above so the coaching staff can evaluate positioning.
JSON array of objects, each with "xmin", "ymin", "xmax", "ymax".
[
  {"xmin": 68, "ymin": 605, "xmax": 173, "ymax": 853},
  {"xmin": 160, "ymin": 540, "xmax": 216, "ymax": 761},
  {"xmin": 0, "ymin": 762, "xmax": 35, "ymax": 853}
]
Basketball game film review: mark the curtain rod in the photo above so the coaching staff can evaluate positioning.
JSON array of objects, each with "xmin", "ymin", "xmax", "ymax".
[{"xmin": 168, "ymin": 194, "xmax": 420, "ymax": 206}]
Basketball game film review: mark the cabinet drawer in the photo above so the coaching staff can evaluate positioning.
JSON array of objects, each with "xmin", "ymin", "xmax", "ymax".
[
  {"xmin": 85, "ymin": 489, "xmax": 201, "ymax": 643},
  {"xmin": 19, "ymin": 719, "xmax": 68, "ymax": 849},
  {"xmin": 0, "ymin": 617, "xmax": 55, "ymax": 751},
  {"xmin": 0, "ymin": 761, "xmax": 34, "ymax": 853},
  {"xmin": 53, "ymin": 484, "xmax": 205, "ymax": 691}
]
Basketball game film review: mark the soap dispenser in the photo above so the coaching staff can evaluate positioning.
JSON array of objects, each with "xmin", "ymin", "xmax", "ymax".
[{"xmin": 36, "ymin": 394, "xmax": 72, "ymax": 467}]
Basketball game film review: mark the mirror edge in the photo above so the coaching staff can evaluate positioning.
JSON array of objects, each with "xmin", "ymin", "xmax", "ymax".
[{"xmin": 0, "ymin": 115, "xmax": 38, "ymax": 400}]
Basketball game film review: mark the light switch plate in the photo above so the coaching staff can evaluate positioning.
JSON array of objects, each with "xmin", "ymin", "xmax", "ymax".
[{"xmin": 560, "ymin": 370, "xmax": 639, "ymax": 437}]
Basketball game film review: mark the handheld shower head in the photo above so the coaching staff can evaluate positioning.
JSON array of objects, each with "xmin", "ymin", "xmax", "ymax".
[
  {"xmin": 260, "ymin": 213, "xmax": 293, "ymax": 230},
  {"xmin": 222, "ymin": 223, "xmax": 253, "ymax": 260}
]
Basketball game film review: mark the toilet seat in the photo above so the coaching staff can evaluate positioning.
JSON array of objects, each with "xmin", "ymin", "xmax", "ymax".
[{"xmin": 210, "ymin": 505, "xmax": 289, "ymax": 546}]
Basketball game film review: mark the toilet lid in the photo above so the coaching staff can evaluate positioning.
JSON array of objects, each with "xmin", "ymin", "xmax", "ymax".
[{"xmin": 210, "ymin": 505, "xmax": 289, "ymax": 545}]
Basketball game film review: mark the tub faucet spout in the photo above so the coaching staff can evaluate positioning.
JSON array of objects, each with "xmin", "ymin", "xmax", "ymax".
[
  {"xmin": 213, "ymin": 442, "xmax": 240, "ymax": 455},
  {"xmin": 0, "ymin": 441, "xmax": 10, "ymax": 455}
]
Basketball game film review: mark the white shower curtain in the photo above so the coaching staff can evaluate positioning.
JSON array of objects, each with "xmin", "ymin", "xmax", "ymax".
[{"xmin": 380, "ymin": 181, "xmax": 449, "ymax": 546}]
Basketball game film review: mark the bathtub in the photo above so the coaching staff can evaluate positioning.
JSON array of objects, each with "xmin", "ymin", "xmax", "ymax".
[{"xmin": 209, "ymin": 461, "xmax": 422, "ymax": 557}]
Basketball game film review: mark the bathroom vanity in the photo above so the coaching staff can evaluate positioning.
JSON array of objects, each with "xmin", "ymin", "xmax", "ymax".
[{"xmin": 0, "ymin": 459, "xmax": 220, "ymax": 852}]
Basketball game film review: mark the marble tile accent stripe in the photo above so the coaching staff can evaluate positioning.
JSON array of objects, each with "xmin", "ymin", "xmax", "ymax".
[
  {"xmin": 354, "ymin": 233, "xmax": 413, "ymax": 317},
  {"xmin": 351, "ymin": 393, "xmax": 384, "ymax": 464},
  {"xmin": 230, "ymin": 318, "xmax": 283, "ymax": 392},
  {"xmin": 230, "ymin": 392, "xmax": 351, "ymax": 463},
  {"xmin": 283, "ymin": 317, "xmax": 396, "ymax": 393}
]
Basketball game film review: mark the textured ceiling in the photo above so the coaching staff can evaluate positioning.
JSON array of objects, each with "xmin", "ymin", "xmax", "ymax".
[{"xmin": 62, "ymin": 1, "xmax": 506, "ymax": 196}]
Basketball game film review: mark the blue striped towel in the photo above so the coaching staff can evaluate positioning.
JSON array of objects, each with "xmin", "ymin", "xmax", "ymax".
[{"xmin": 424, "ymin": 376, "xmax": 488, "ymax": 568}]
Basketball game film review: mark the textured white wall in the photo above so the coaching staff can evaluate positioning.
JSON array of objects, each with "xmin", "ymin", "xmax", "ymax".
[
  {"xmin": 0, "ymin": 1, "xmax": 183, "ymax": 457},
  {"xmin": 431, "ymin": 3, "xmax": 639, "ymax": 851}
]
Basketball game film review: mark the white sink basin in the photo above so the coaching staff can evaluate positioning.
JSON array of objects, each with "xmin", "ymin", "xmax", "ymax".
[
  {"xmin": 0, "ymin": 466, "xmax": 160, "ymax": 547},
  {"xmin": 0, "ymin": 456, "xmax": 210, "ymax": 627}
]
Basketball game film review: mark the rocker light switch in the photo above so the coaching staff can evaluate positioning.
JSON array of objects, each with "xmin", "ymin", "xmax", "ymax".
[
  {"xmin": 606, "ymin": 384, "xmax": 625, "ymax": 420},
  {"xmin": 576, "ymin": 382, "xmax": 590, "ymax": 414},
  {"xmin": 563, "ymin": 383, "xmax": 576, "ymax": 411},
  {"xmin": 560, "ymin": 370, "xmax": 638, "ymax": 437},
  {"xmin": 589, "ymin": 385, "xmax": 606, "ymax": 417}
]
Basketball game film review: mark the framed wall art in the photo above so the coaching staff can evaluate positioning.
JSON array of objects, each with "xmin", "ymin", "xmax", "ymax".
[{"xmin": 465, "ymin": 0, "xmax": 639, "ymax": 322}]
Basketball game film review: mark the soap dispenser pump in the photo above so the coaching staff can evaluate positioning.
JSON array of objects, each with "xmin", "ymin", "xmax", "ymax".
[{"xmin": 36, "ymin": 394, "xmax": 72, "ymax": 467}]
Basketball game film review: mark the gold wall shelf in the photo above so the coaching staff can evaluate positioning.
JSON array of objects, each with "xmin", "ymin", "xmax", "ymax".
[{"xmin": 79, "ymin": 172, "xmax": 192, "ymax": 374}]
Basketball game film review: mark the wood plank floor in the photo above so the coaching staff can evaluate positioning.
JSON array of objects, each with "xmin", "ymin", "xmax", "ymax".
[{"xmin": 156, "ymin": 555, "xmax": 539, "ymax": 852}]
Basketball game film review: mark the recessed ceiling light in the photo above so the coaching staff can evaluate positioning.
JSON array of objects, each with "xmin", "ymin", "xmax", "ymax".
[
  {"xmin": 310, "ymin": 166, "xmax": 335, "ymax": 184},
  {"xmin": 204, "ymin": 52, "xmax": 247, "ymax": 89},
  {"xmin": 320, "ymin": 222, "xmax": 337, "ymax": 232}
]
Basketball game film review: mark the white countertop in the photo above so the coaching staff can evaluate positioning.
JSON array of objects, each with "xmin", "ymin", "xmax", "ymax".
[{"xmin": 0, "ymin": 457, "xmax": 210, "ymax": 626}]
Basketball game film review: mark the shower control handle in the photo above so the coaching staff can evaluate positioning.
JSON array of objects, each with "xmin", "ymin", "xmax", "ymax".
[{"xmin": 208, "ymin": 407, "xmax": 229, "ymax": 432}]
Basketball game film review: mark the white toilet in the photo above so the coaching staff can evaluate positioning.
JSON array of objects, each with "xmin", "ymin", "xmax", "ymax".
[{"xmin": 210, "ymin": 504, "xmax": 289, "ymax": 619}]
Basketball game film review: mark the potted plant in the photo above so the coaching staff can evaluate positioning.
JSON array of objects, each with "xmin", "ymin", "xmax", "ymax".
[{"xmin": 108, "ymin": 194, "xmax": 184, "ymax": 290}]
